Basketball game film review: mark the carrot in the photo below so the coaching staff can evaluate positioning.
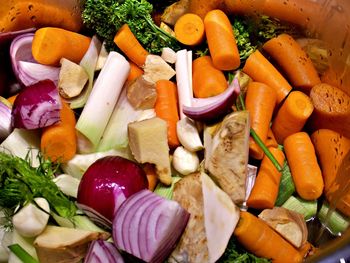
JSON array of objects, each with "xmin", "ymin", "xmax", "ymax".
[
  {"xmin": 307, "ymin": 83, "xmax": 350, "ymax": 137},
  {"xmin": 263, "ymin": 34, "xmax": 321, "ymax": 92},
  {"xmin": 32, "ymin": 27, "xmax": 91, "ymax": 66},
  {"xmin": 114, "ymin": 24, "xmax": 149, "ymax": 67},
  {"xmin": 41, "ymin": 100, "xmax": 77, "ymax": 163},
  {"xmin": 189, "ymin": 0, "xmax": 225, "ymax": 19},
  {"xmin": 0, "ymin": 1, "xmax": 82, "ymax": 33},
  {"xmin": 234, "ymin": 211, "xmax": 302, "ymax": 263},
  {"xmin": 271, "ymin": 91, "xmax": 314, "ymax": 144},
  {"xmin": 284, "ymin": 132, "xmax": 324, "ymax": 200},
  {"xmin": 174, "ymin": 13, "xmax": 205, "ymax": 46},
  {"xmin": 203, "ymin": 9, "xmax": 240, "ymax": 71},
  {"xmin": 143, "ymin": 163, "xmax": 158, "ymax": 191},
  {"xmin": 311, "ymin": 129, "xmax": 350, "ymax": 216},
  {"xmin": 154, "ymin": 80, "xmax": 180, "ymax": 149},
  {"xmin": 266, "ymin": 128, "xmax": 278, "ymax": 148},
  {"xmin": 7, "ymin": 94, "xmax": 18, "ymax": 105},
  {"xmin": 245, "ymin": 82, "xmax": 277, "ymax": 160},
  {"xmin": 192, "ymin": 55, "xmax": 227, "ymax": 98},
  {"xmin": 247, "ymin": 147, "xmax": 285, "ymax": 209},
  {"xmin": 242, "ymin": 50, "xmax": 292, "ymax": 104},
  {"xmin": 126, "ymin": 61, "xmax": 144, "ymax": 82}
]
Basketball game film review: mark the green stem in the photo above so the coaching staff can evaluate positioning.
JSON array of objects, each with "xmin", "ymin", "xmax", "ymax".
[{"xmin": 8, "ymin": 244, "xmax": 39, "ymax": 263}]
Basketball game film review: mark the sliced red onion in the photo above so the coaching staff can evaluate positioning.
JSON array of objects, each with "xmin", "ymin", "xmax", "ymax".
[
  {"xmin": 0, "ymin": 28, "xmax": 36, "ymax": 44},
  {"xmin": 183, "ymin": 78, "xmax": 240, "ymax": 123},
  {"xmin": 10, "ymin": 33, "xmax": 60, "ymax": 86},
  {"xmin": 0, "ymin": 98, "xmax": 12, "ymax": 140},
  {"xmin": 11, "ymin": 79, "xmax": 61, "ymax": 129},
  {"xmin": 76, "ymin": 203, "xmax": 112, "ymax": 231},
  {"xmin": 77, "ymin": 156, "xmax": 148, "ymax": 224},
  {"xmin": 85, "ymin": 239, "xmax": 125, "ymax": 263},
  {"xmin": 113, "ymin": 189, "xmax": 190, "ymax": 263}
]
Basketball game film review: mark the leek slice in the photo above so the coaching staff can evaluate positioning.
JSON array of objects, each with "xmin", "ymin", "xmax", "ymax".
[
  {"xmin": 282, "ymin": 196, "xmax": 317, "ymax": 220},
  {"xmin": 318, "ymin": 202, "xmax": 349, "ymax": 235}
]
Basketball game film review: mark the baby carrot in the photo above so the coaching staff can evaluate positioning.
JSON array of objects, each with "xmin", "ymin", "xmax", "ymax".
[
  {"xmin": 203, "ymin": 9, "xmax": 240, "ymax": 70},
  {"xmin": 32, "ymin": 27, "xmax": 91, "ymax": 66},
  {"xmin": 192, "ymin": 56, "xmax": 227, "ymax": 98},
  {"xmin": 284, "ymin": 132, "xmax": 324, "ymax": 200},
  {"xmin": 114, "ymin": 24, "xmax": 149, "ymax": 67},
  {"xmin": 242, "ymin": 50, "xmax": 292, "ymax": 104},
  {"xmin": 271, "ymin": 91, "xmax": 314, "ymax": 144},
  {"xmin": 245, "ymin": 82, "xmax": 277, "ymax": 160},
  {"xmin": 234, "ymin": 211, "xmax": 302, "ymax": 263},
  {"xmin": 263, "ymin": 34, "xmax": 321, "ymax": 92},
  {"xmin": 41, "ymin": 100, "xmax": 77, "ymax": 163},
  {"xmin": 247, "ymin": 147, "xmax": 285, "ymax": 209},
  {"xmin": 154, "ymin": 80, "xmax": 180, "ymax": 149},
  {"xmin": 174, "ymin": 13, "xmax": 205, "ymax": 46},
  {"xmin": 126, "ymin": 61, "xmax": 144, "ymax": 82},
  {"xmin": 265, "ymin": 128, "xmax": 278, "ymax": 148}
]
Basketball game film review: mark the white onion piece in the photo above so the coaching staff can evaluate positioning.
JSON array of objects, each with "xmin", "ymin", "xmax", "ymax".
[
  {"xmin": 85, "ymin": 239, "xmax": 124, "ymax": 263},
  {"xmin": 10, "ymin": 33, "xmax": 60, "ymax": 86},
  {"xmin": 0, "ymin": 99, "xmax": 12, "ymax": 140},
  {"xmin": 113, "ymin": 190, "xmax": 189, "ymax": 263}
]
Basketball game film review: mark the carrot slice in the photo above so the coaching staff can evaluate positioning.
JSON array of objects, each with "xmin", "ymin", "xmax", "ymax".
[{"xmin": 174, "ymin": 13, "xmax": 205, "ymax": 46}]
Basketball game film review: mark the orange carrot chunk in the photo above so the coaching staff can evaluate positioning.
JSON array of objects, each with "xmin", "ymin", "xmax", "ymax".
[
  {"xmin": 245, "ymin": 81, "xmax": 277, "ymax": 160},
  {"xmin": 265, "ymin": 128, "xmax": 279, "ymax": 148},
  {"xmin": 126, "ymin": 61, "xmax": 144, "ymax": 82},
  {"xmin": 155, "ymin": 80, "xmax": 180, "ymax": 149},
  {"xmin": 192, "ymin": 56, "xmax": 228, "ymax": 98},
  {"xmin": 263, "ymin": 33, "xmax": 321, "ymax": 92},
  {"xmin": 32, "ymin": 27, "xmax": 91, "ymax": 66},
  {"xmin": 271, "ymin": 91, "xmax": 314, "ymax": 144},
  {"xmin": 234, "ymin": 211, "xmax": 302, "ymax": 263},
  {"xmin": 143, "ymin": 163, "xmax": 159, "ymax": 191},
  {"xmin": 247, "ymin": 147, "xmax": 285, "ymax": 209},
  {"xmin": 114, "ymin": 24, "xmax": 149, "ymax": 67},
  {"xmin": 203, "ymin": 9, "xmax": 240, "ymax": 71},
  {"xmin": 284, "ymin": 132, "xmax": 324, "ymax": 200},
  {"xmin": 242, "ymin": 50, "xmax": 292, "ymax": 104},
  {"xmin": 174, "ymin": 13, "xmax": 205, "ymax": 46}
]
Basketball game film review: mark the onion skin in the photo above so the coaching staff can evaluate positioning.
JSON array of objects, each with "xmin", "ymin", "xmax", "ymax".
[
  {"xmin": 77, "ymin": 156, "xmax": 148, "ymax": 223},
  {"xmin": 11, "ymin": 79, "xmax": 61, "ymax": 129},
  {"xmin": 85, "ymin": 239, "xmax": 125, "ymax": 263}
]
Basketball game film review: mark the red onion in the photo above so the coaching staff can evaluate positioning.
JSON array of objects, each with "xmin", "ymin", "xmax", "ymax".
[
  {"xmin": 10, "ymin": 33, "xmax": 60, "ymax": 86},
  {"xmin": 0, "ymin": 28, "xmax": 36, "ymax": 44},
  {"xmin": 183, "ymin": 78, "xmax": 240, "ymax": 123},
  {"xmin": 77, "ymin": 156, "xmax": 148, "ymax": 226},
  {"xmin": 84, "ymin": 240, "xmax": 125, "ymax": 263},
  {"xmin": 113, "ymin": 189, "xmax": 190, "ymax": 263},
  {"xmin": 11, "ymin": 79, "xmax": 61, "ymax": 129},
  {"xmin": 0, "ymin": 98, "xmax": 12, "ymax": 140}
]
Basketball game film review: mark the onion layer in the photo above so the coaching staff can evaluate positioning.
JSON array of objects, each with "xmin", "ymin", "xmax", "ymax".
[
  {"xmin": 85, "ymin": 239, "xmax": 125, "ymax": 263},
  {"xmin": 0, "ymin": 98, "xmax": 12, "ymax": 140},
  {"xmin": 11, "ymin": 79, "xmax": 61, "ymax": 129},
  {"xmin": 113, "ymin": 189, "xmax": 190, "ymax": 263}
]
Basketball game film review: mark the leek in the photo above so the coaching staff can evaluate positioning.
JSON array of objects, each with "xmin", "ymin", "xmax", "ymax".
[
  {"xmin": 275, "ymin": 161, "xmax": 295, "ymax": 206},
  {"xmin": 318, "ymin": 202, "xmax": 349, "ymax": 235},
  {"xmin": 75, "ymin": 51, "xmax": 130, "ymax": 152},
  {"xmin": 282, "ymin": 196, "xmax": 317, "ymax": 220}
]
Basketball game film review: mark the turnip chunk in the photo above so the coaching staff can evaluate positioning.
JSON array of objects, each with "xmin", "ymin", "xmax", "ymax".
[{"xmin": 76, "ymin": 51, "xmax": 130, "ymax": 153}]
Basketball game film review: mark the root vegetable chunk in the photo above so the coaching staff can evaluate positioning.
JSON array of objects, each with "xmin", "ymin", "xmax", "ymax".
[{"xmin": 128, "ymin": 117, "xmax": 172, "ymax": 185}]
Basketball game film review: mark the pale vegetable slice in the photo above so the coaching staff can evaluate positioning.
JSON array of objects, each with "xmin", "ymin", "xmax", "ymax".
[
  {"xmin": 143, "ymin": 54, "xmax": 176, "ymax": 84},
  {"xmin": 161, "ymin": 47, "xmax": 177, "ymax": 64},
  {"xmin": 53, "ymin": 174, "xmax": 81, "ymax": 198},
  {"xmin": 126, "ymin": 75, "xmax": 157, "ymax": 109}
]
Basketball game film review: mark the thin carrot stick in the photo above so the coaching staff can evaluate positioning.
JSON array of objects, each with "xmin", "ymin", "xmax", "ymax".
[
  {"xmin": 271, "ymin": 91, "xmax": 314, "ymax": 144},
  {"xmin": 114, "ymin": 24, "xmax": 149, "ymax": 67},
  {"xmin": 154, "ymin": 80, "xmax": 180, "ymax": 149},
  {"xmin": 41, "ymin": 100, "xmax": 77, "ymax": 163},
  {"xmin": 247, "ymin": 147, "xmax": 285, "ymax": 209},
  {"xmin": 242, "ymin": 50, "xmax": 292, "ymax": 104},
  {"xmin": 245, "ymin": 82, "xmax": 277, "ymax": 160},
  {"xmin": 284, "ymin": 132, "xmax": 324, "ymax": 200},
  {"xmin": 263, "ymin": 34, "xmax": 321, "ymax": 92},
  {"xmin": 204, "ymin": 9, "xmax": 240, "ymax": 70},
  {"xmin": 234, "ymin": 211, "xmax": 302, "ymax": 263},
  {"xmin": 174, "ymin": 13, "xmax": 205, "ymax": 46}
]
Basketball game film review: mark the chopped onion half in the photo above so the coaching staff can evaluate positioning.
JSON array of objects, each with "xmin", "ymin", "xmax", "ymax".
[
  {"xmin": 10, "ymin": 33, "xmax": 60, "ymax": 86},
  {"xmin": 85, "ymin": 240, "xmax": 125, "ymax": 263},
  {"xmin": 11, "ymin": 79, "xmax": 61, "ymax": 129},
  {"xmin": 113, "ymin": 189, "xmax": 189, "ymax": 263},
  {"xmin": 0, "ymin": 98, "xmax": 12, "ymax": 140}
]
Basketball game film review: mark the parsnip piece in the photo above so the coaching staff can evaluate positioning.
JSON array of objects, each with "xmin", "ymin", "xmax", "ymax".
[
  {"xmin": 126, "ymin": 75, "xmax": 157, "ymax": 109},
  {"xmin": 161, "ymin": 0, "xmax": 190, "ymax": 26},
  {"xmin": 160, "ymin": 22, "xmax": 176, "ymax": 37},
  {"xmin": 259, "ymin": 207, "xmax": 308, "ymax": 248},
  {"xmin": 204, "ymin": 111, "xmax": 250, "ymax": 205},
  {"xmin": 143, "ymin": 55, "xmax": 176, "ymax": 84},
  {"xmin": 128, "ymin": 117, "xmax": 172, "ymax": 185},
  {"xmin": 34, "ymin": 226, "xmax": 109, "ymax": 263},
  {"xmin": 58, "ymin": 58, "xmax": 88, "ymax": 98}
]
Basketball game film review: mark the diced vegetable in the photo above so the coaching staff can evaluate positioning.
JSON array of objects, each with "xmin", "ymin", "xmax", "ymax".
[
  {"xmin": 126, "ymin": 76, "xmax": 157, "ymax": 109},
  {"xmin": 143, "ymin": 55, "xmax": 176, "ymax": 83},
  {"xmin": 85, "ymin": 240, "xmax": 125, "ymax": 263},
  {"xmin": 282, "ymin": 196, "xmax": 317, "ymax": 220},
  {"xmin": 113, "ymin": 189, "xmax": 189, "ymax": 263}
]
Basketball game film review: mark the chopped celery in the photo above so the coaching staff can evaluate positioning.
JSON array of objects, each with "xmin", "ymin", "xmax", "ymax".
[
  {"xmin": 275, "ymin": 161, "xmax": 295, "ymax": 206},
  {"xmin": 318, "ymin": 202, "xmax": 349, "ymax": 235},
  {"xmin": 154, "ymin": 177, "xmax": 182, "ymax": 200},
  {"xmin": 282, "ymin": 196, "xmax": 317, "ymax": 220}
]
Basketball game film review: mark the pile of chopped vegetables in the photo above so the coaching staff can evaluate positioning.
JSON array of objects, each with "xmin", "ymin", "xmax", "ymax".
[{"xmin": 0, "ymin": 0, "xmax": 350, "ymax": 262}]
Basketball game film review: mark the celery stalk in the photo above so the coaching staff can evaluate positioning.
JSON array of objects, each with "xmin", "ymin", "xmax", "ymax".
[
  {"xmin": 282, "ymin": 196, "xmax": 317, "ymax": 220},
  {"xmin": 76, "ymin": 52, "xmax": 130, "ymax": 152},
  {"xmin": 8, "ymin": 244, "xmax": 38, "ymax": 263}
]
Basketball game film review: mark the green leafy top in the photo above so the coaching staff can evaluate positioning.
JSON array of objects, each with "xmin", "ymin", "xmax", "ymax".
[
  {"xmin": 0, "ymin": 151, "xmax": 77, "ymax": 220},
  {"xmin": 82, "ymin": 0, "xmax": 181, "ymax": 54}
]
